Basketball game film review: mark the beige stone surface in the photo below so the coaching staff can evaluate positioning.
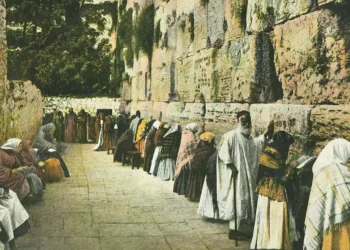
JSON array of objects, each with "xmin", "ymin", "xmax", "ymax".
[
  {"xmin": 246, "ymin": 0, "xmax": 312, "ymax": 32},
  {"xmin": 310, "ymin": 105, "xmax": 350, "ymax": 154},
  {"xmin": 273, "ymin": 8, "xmax": 350, "ymax": 104},
  {"xmin": 224, "ymin": 0, "xmax": 245, "ymax": 41},
  {"xmin": 16, "ymin": 143, "xmax": 249, "ymax": 250}
]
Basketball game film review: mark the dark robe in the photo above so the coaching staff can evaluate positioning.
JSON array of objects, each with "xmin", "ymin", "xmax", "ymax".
[
  {"xmin": 87, "ymin": 115, "xmax": 97, "ymax": 142},
  {"xmin": 186, "ymin": 141, "xmax": 216, "ymax": 202},
  {"xmin": 143, "ymin": 127, "xmax": 156, "ymax": 173},
  {"xmin": 52, "ymin": 114, "xmax": 64, "ymax": 142},
  {"xmin": 114, "ymin": 114, "xmax": 128, "ymax": 146},
  {"xmin": 77, "ymin": 111, "xmax": 88, "ymax": 143},
  {"xmin": 64, "ymin": 112, "xmax": 77, "ymax": 143},
  {"xmin": 113, "ymin": 129, "xmax": 135, "ymax": 162},
  {"xmin": 103, "ymin": 116, "xmax": 114, "ymax": 150}
]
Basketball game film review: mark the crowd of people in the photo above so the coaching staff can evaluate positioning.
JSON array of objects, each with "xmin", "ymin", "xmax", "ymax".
[
  {"xmin": 0, "ymin": 107, "xmax": 349, "ymax": 250},
  {"xmin": 109, "ymin": 110, "xmax": 349, "ymax": 250}
]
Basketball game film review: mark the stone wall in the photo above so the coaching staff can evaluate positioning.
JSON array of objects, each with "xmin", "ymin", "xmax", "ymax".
[
  {"xmin": 120, "ymin": 0, "xmax": 350, "ymax": 156},
  {"xmin": 43, "ymin": 97, "xmax": 121, "ymax": 116},
  {"xmin": 0, "ymin": 2, "xmax": 43, "ymax": 142}
]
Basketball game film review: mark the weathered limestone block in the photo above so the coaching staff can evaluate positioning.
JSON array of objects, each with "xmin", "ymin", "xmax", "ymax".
[
  {"xmin": 151, "ymin": 101, "xmax": 169, "ymax": 121},
  {"xmin": 121, "ymin": 81, "xmax": 131, "ymax": 101},
  {"xmin": 250, "ymin": 104, "xmax": 314, "ymax": 156},
  {"xmin": 273, "ymin": 8, "xmax": 350, "ymax": 104},
  {"xmin": 212, "ymin": 34, "xmax": 282, "ymax": 103},
  {"xmin": 4, "ymin": 81, "xmax": 43, "ymax": 140},
  {"xmin": 207, "ymin": 0, "xmax": 225, "ymax": 47},
  {"xmin": 193, "ymin": 1, "xmax": 207, "ymax": 51},
  {"xmin": 175, "ymin": 0, "xmax": 195, "ymax": 58},
  {"xmin": 310, "ymin": 105, "xmax": 350, "ymax": 154},
  {"xmin": 246, "ymin": 0, "xmax": 312, "ymax": 32},
  {"xmin": 206, "ymin": 103, "xmax": 249, "ymax": 123},
  {"xmin": 318, "ymin": 0, "xmax": 347, "ymax": 6},
  {"xmin": 176, "ymin": 55, "xmax": 195, "ymax": 102},
  {"xmin": 224, "ymin": 0, "xmax": 246, "ymax": 41}
]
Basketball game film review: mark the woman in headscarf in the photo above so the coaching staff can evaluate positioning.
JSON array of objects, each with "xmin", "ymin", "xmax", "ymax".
[
  {"xmin": 0, "ymin": 139, "xmax": 29, "ymax": 200},
  {"xmin": 251, "ymin": 131, "xmax": 299, "ymax": 249},
  {"xmin": 173, "ymin": 123, "xmax": 199, "ymax": 195},
  {"xmin": 303, "ymin": 139, "xmax": 350, "ymax": 250},
  {"xmin": 186, "ymin": 132, "xmax": 216, "ymax": 202},
  {"xmin": 113, "ymin": 129, "xmax": 136, "ymax": 163},
  {"xmin": 34, "ymin": 123, "xmax": 70, "ymax": 177},
  {"xmin": 94, "ymin": 112, "xmax": 105, "ymax": 151},
  {"xmin": 2, "ymin": 139, "xmax": 44, "ymax": 201},
  {"xmin": 157, "ymin": 124, "xmax": 182, "ymax": 181},
  {"xmin": 135, "ymin": 119, "xmax": 148, "ymax": 157},
  {"xmin": 143, "ymin": 120, "xmax": 158, "ymax": 173},
  {"xmin": 149, "ymin": 122, "xmax": 169, "ymax": 176}
]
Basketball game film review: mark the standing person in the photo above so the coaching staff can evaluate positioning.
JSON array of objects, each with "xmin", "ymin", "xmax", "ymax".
[
  {"xmin": 114, "ymin": 112, "xmax": 128, "ymax": 146},
  {"xmin": 149, "ymin": 122, "xmax": 169, "ymax": 176},
  {"xmin": 129, "ymin": 110, "xmax": 141, "ymax": 142},
  {"xmin": 216, "ymin": 111, "xmax": 274, "ymax": 240},
  {"xmin": 64, "ymin": 108, "xmax": 77, "ymax": 143},
  {"xmin": 143, "ymin": 121, "xmax": 160, "ymax": 173},
  {"xmin": 77, "ymin": 109, "xmax": 88, "ymax": 143},
  {"xmin": 173, "ymin": 123, "xmax": 199, "ymax": 195},
  {"xmin": 87, "ymin": 114, "xmax": 97, "ymax": 143},
  {"xmin": 103, "ymin": 115, "xmax": 114, "ymax": 153},
  {"xmin": 52, "ymin": 110, "xmax": 64, "ymax": 142},
  {"xmin": 157, "ymin": 124, "xmax": 182, "ymax": 181},
  {"xmin": 303, "ymin": 139, "xmax": 350, "ymax": 250},
  {"xmin": 251, "ymin": 131, "xmax": 299, "ymax": 250},
  {"xmin": 94, "ymin": 112, "xmax": 105, "ymax": 151},
  {"xmin": 186, "ymin": 132, "xmax": 216, "ymax": 202}
]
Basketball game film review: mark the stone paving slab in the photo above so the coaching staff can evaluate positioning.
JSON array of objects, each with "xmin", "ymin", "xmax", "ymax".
[{"xmin": 16, "ymin": 143, "xmax": 249, "ymax": 250}]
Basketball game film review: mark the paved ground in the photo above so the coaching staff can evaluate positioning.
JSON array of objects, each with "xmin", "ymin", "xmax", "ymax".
[{"xmin": 17, "ymin": 143, "xmax": 249, "ymax": 250}]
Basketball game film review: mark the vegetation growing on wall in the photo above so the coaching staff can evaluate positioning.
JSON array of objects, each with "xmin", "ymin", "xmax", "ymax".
[
  {"xmin": 200, "ymin": 0, "xmax": 210, "ymax": 6},
  {"xmin": 231, "ymin": 0, "xmax": 248, "ymax": 30},
  {"xmin": 154, "ymin": 20, "xmax": 162, "ymax": 47},
  {"xmin": 6, "ymin": 0, "xmax": 117, "ymax": 96}
]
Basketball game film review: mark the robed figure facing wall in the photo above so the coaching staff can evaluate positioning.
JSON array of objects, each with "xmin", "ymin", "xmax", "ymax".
[{"xmin": 64, "ymin": 108, "xmax": 77, "ymax": 143}]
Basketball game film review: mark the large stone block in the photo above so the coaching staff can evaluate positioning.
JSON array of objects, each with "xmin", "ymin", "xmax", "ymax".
[
  {"xmin": 224, "ymin": 0, "xmax": 246, "ymax": 41},
  {"xmin": 207, "ymin": 0, "xmax": 225, "ymax": 47},
  {"xmin": 310, "ymin": 105, "xmax": 350, "ymax": 154},
  {"xmin": 250, "ymin": 104, "xmax": 314, "ymax": 156},
  {"xmin": 318, "ymin": 0, "xmax": 347, "ymax": 6},
  {"xmin": 273, "ymin": 8, "xmax": 350, "ymax": 104},
  {"xmin": 4, "ymin": 81, "xmax": 43, "ymax": 141},
  {"xmin": 193, "ymin": 1, "xmax": 207, "ymax": 51},
  {"xmin": 212, "ymin": 34, "xmax": 282, "ymax": 103},
  {"xmin": 246, "ymin": 0, "xmax": 312, "ymax": 33}
]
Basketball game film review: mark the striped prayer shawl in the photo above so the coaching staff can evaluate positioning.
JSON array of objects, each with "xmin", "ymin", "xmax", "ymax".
[{"xmin": 304, "ymin": 163, "xmax": 350, "ymax": 250}]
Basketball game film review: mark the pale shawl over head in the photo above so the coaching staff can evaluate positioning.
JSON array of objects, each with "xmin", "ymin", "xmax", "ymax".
[
  {"xmin": 1, "ymin": 138, "xmax": 21, "ymax": 151},
  {"xmin": 304, "ymin": 138, "xmax": 350, "ymax": 250},
  {"xmin": 175, "ymin": 123, "xmax": 199, "ymax": 177},
  {"xmin": 312, "ymin": 138, "xmax": 350, "ymax": 174}
]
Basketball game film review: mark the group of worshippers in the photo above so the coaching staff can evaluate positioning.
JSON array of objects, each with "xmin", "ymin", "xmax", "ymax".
[
  {"xmin": 113, "ymin": 109, "xmax": 350, "ymax": 250},
  {"xmin": 0, "ymin": 121, "xmax": 73, "ymax": 249}
]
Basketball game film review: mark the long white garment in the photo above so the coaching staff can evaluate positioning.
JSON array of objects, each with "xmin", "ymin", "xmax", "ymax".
[
  {"xmin": 216, "ymin": 129, "xmax": 265, "ymax": 232},
  {"xmin": 0, "ymin": 205, "xmax": 14, "ymax": 241},
  {"xmin": 250, "ymin": 194, "xmax": 299, "ymax": 250},
  {"xmin": 198, "ymin": 177, "xmax": 219, "ymax": 219},
  {"xmin": 0, "ymin": 190, "xmax": 29, "ymax": 230},
  {"xmin": 94, "ymin": 121, "xmax": 104, "ymax": 151},
  {"xmin": 149, "ymin": 146, "xmax": 162, "ymax": 175},
  {"xmin": 157, "ymin": 158, "xmax": 176, "ymax": 181}
]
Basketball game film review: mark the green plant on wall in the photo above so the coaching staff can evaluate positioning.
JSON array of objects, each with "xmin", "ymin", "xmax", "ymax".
[
  {"xmin": 200, "ymin": 0, "xmax": 209, "ymax": 6},
  {"xmin": 154, "ymin": 20, "xmax": 162, "ymax": 47},
  {"xmin": 231, "ymin": 0, "xmax": 248, "ymax": 30},
  {"xmin": 189, "ymin": 13, "xmax": 194, "ymax": 42},
  {"xmin": 133, "ymin": 4, "xmax": 155, "ymax": 70}
]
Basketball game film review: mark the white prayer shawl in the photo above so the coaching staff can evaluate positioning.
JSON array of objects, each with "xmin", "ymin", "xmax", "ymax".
[{"xmin": 216, "ymin": 129, "xmax": 265, "ymax": 228}]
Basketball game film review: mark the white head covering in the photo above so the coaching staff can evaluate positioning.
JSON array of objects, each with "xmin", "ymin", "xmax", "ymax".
[
  {"xmin": 313, "ymin": 138, "xmax": 350, "ymax": 174},
  {"xmin": 185, "ymin": 123, "xmax": 199, "ymax": 133},
  {"xmin": 1, "ymin": 138, "xmax": 22, "ymax": 151},
  {"xmin": 153, "ymin": 121, "xmax": 161, "ymax": 129}
]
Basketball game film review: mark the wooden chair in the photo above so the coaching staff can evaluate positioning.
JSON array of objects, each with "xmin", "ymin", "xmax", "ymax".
[{"xmin": 122, "ymin": 151, "xmax": 142, "ymax": 169}]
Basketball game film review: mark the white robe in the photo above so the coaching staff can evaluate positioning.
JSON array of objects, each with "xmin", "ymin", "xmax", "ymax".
[{"xmin": 216, "ymin": 129, "xmax": 265, "ymax": 233}]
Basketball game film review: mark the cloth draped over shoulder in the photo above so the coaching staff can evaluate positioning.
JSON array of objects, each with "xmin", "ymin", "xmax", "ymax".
[
  {"xmin": 175, "ymin": 130, "xmax": 198, "ymax": 178},
  {"xmin": 304, "ymin": 138, "xmax": 350, "ymax": 250},
  {"xmin": 216, "ymin": 129, "xmax": 265, "ymax": 224},
  {"xmin": 34, "ymin": 123, "xmax": 57, "ymax": 152},
  {"xmin": 160, "ymin": 124, "xmax": 181, "ymax": 159},
  {"xmin": 256, "ymin": 146, "xmax": 287, "ymax": 202},
  {"xmin": 135, "ymin": 119, "xmax": 148, "ymax": 142},
  {"xmin": 113, "ymin": 129, "xmax": 135, "ymax": 162}
]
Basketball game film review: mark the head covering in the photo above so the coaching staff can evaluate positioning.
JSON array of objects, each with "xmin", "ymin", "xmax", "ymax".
[
  {"xmin": 42, "ymin": 123, "xmax": 56, "ymax": 134},
  {"xmin": 175, "ymin": 129, "xmax": 198, "ymax": 177},
  {"xmin": 1, "ymin": 138, "xmax": 21, "ymax": 151},
  {"xmin": 200, "ymin": 132, "xmax": 215, "ymax": 143},
  {"xmin": 185, "ymin": 123, "xmax": 199, "ymax": 133},
  {"xmin": 153, "ymin": 121, "xmax": 161, "ymax": 129},
  {"xmin": 20, "ymin": 139, "xmax": 36, "ymax": 166},
  {"xmin": 313, "ymin": 138, "xmax": 350, "ymax": 174}
]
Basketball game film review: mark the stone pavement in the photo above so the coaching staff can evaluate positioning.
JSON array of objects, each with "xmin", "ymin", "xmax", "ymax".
[{"xmin": 17, "ymin": 143, "xmax": 249, "ymax": 250}]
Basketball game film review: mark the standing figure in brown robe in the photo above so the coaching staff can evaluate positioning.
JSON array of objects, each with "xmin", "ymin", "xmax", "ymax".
[
  {"xmin": 64, "ymin": 108, "xmax": 77, "ymax": 143},
  {"xmin": 77, "ymin": 109, "xmax": 88, "ymax": 143},
  {"xmin": 103, "ymin": 115, "xmax": 114, "ymax": 152},
  {"xmin": 87, "ymin": 114, "xmax": 97, "ymax": 142}
]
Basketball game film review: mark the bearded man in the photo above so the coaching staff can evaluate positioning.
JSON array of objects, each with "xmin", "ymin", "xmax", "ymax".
[{"xmin": 216, "ymin": 110, "xmax": 274, "ymax": 240}]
